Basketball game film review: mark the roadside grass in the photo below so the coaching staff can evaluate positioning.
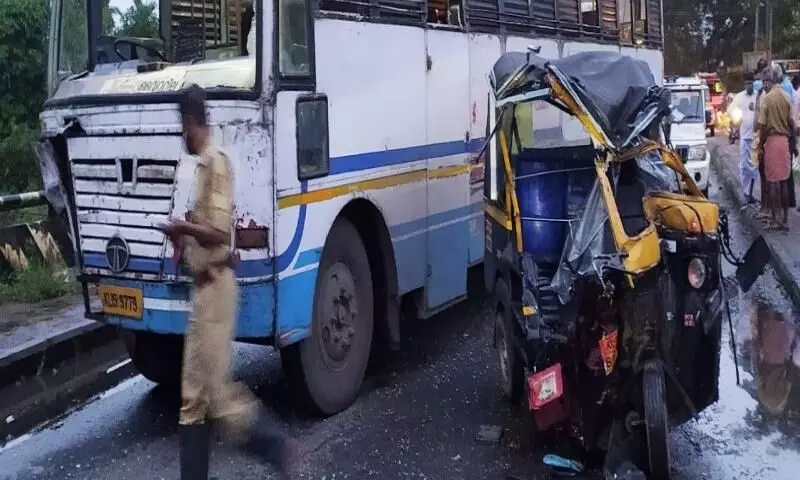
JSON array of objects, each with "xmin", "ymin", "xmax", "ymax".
[
  {"xmin": 0, "ymin": 261, "xmax": 75, "ymax": 304},
  {"xmin": 0, "ymin": 204, "xmax": 48, "ymax": 228}
]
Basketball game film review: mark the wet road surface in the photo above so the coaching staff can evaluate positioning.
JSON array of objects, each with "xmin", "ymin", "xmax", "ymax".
[{"xmin": 1, "ymin": 170, "xmax": 799, "ymax": 479}]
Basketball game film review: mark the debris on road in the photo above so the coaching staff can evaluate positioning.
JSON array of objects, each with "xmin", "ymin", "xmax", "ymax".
[
  {"xmin": 543, "ymin": 453, "xmax": 584, "ymax": 476},
  {"xmin": 605, "ymin": 461, "xmax": 646, "ymax": 480},
  {"xmin": 475, "ymin": 424, "xmax": 503, "ymax": 443}
]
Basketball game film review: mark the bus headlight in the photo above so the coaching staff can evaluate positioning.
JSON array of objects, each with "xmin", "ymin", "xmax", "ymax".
[
  {"xmin": 688, "ymin": 145, "xmax": 707, "ymax": 162},
  {"xmin": 688, "ymin": 257, "xmax": 708, "ymax": 289}
]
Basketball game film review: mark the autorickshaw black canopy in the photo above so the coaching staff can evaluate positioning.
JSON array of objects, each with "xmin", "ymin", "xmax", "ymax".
[{"xmin": 490, "ymin": 50, "xmax": 671, "ymax": 149}]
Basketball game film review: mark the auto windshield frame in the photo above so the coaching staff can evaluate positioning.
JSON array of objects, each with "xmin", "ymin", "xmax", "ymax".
[{"xmin": 45, "ymin": 0, "xmax": 264, "ymax": 108}]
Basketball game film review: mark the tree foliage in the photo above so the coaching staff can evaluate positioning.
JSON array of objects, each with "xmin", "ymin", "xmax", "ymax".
[
  {"xmin": 665, "ymin": 0, "xmax": 800, "ymax": 76},
  {"xmin": 0, "ymin": 0, "xmax": 48, "ymax": 193},
  {"xmin": 112, "ymin": 0, "xmax": 160, "ymax": 38},
  {"xmin": 60, "ymin": 0, "xmax": 89, "ymax": 74},
  {"xmin": 0, "ymin": 0, "xmax": 161, "ymax": 197},
  {"xmin": 663, "ymin": 0, "xmax": 705, "ymax": 75}
]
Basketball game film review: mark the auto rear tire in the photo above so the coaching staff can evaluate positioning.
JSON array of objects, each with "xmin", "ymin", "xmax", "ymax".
[
  {"xmin": 495, "ymin": 278, "xmax": 524, "ymax": 403},
  {"xmin": 283, "ymin": 217, "xmax": 374, "ymax": 416},
  {"xmin": 122, "ymin": 330, "xmax": 183, "ymax": 386}
]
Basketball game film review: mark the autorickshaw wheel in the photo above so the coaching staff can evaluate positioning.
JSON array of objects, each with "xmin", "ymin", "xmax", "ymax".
[
  {"xmin": 495, "ymin": 278, "xmax": 524, "ymax": 403},
  {"xmin": 642, "ymin": 361, "xmax": 671, "ymax": 480},
  {"xmin": 122, "ymin": 330, "xmax": 183, "ymax": 387},
  {"xmin": 285, "ymin": 217, "xmax": 374, "ymax": 416}
]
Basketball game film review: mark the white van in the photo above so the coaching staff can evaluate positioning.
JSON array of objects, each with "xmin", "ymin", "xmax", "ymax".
[{"xmin": 664, "ymin": 76, "xmax": 711, "ymax": 195}]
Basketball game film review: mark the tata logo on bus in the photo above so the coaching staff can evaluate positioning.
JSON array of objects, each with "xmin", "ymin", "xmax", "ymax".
[{"xmin": 105, "ymin": 235, "xmax": 131, "ymax": 274}]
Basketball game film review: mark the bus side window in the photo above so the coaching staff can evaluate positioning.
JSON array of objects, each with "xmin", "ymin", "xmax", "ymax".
[
  {"xmin": 279, "ymin": 0, "xmax": 311, "ymax": 76},
  {"xmin": 320, "ymin": 0, "xmax": 369, "ymax": 15},
  {"xmin": 427, "ymin": 0, "xmax": 464, "ymax": 27}
]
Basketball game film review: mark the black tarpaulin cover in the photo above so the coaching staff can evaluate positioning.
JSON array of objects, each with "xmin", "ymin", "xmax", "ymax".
[{"xmin": 491, "ymin": 50, "xmax": 671, "ymax": 148}]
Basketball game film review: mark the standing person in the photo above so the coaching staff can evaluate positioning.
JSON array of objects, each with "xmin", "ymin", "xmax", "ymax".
[
  {"xmin": 757, "ymin": 65, "xmax": 798, "ymax": 230},
  {"xmin": 793, "ymin": 75, "xmax": 800, "ymax": 113},
  {"xmin": 161, "ymin": 85, "xmax": 301, "ymax": 480},
  {"xmin": 778, "ymin": 68, "xmax": 798, "ymax": 209},
  {"xmin": 729, "ymin": 73, "xmax": 759, "ymax": 202},
  {"xmin": 752, "ymin": 73, "xmax": 768, "ymax": 216}
]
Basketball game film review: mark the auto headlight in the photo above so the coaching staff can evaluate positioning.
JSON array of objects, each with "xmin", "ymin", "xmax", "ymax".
[
  {"xmin": 688, "ymin": 145, "xmax": 707, "ymax": 162},
  {"xmin": 688, "ymin": 257, "xmax": 708, "ymax": 289}
]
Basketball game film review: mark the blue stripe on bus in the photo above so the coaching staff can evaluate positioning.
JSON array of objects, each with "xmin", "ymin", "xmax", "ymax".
[
  {"xmin": 294, "ymin": 247, "xmax": 323, "ymax": 268},
  {"xmin": 329, "ymin": 138, "xmax": 484, "ymax": 174},
  {"xmin": 101, "ymin": 201, "xmax": 484, "ymax": 341},
  {"xmin": 388, "ymin": 204, "xmax": 475, "ymax": 239},
  {"xmin": 84, "ymin": 253, "xmax": 162, "ymax": 273},
  {"xmin": 87, "ymin": 200, "xmax": 481, "ymax": 291},
  {"xmin": 84, "ymin": 138, "xmax": 485, "ymax": 280},
  {"xmin": 392, "ymin": 204, "xmax": 480, "ymax": 295}
]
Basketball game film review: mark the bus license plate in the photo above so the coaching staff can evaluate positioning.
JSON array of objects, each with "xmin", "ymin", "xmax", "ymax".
[{"xmin": 99, "ymin": 285, "xmax": 144, "ymax": 319}]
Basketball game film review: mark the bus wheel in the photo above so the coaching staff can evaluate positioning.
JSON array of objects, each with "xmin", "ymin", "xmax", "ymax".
[
  {"xmin": 122, "ymin": 330, "xmax": 183, "ymax": 387},
  {"xmin": 286, "ymin": 218, "xmax": 374, "ymax": 416}
]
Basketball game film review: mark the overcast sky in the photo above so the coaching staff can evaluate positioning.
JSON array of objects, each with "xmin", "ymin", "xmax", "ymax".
[{"xmin": 109, "ymin": 0, "xmax": 135, "ymax": 11}]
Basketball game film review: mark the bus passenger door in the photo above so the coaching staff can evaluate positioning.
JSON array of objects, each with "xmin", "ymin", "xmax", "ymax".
[{"xmin": 423, "ymin": 30, "xmax": 470, "ymax": 311}]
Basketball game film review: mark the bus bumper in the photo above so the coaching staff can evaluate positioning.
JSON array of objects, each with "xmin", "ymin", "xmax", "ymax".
[
  {"xmin": 80, "ymin": 269, "xmax": 318, "ymax": 346},
  {"xmin": 82, "ymin": 277, "xmax": 277, "ymax": 340}
]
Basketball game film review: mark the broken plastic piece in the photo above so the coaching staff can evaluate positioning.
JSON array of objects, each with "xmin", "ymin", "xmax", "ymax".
[{"xmin": 543, "ymin": 453, "xmax": 584, "ymax": 476}]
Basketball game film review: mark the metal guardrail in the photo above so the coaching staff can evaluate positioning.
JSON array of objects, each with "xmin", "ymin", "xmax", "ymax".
[{"xmin": 0, "ymin": 191, "xmax": 47, "ymax": 213}]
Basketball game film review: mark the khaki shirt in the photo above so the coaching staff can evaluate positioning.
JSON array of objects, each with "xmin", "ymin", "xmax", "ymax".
[
  {"xmin": 183, "ymin": 144, "xmax": 234, "ymax": 275},
  {"xmin": 758, "ymin": 87, "xmax": 793, "ymax": 138}
]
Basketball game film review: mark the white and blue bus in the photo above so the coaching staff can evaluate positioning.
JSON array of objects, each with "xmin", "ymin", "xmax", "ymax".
[{"xmin": 40, "ymin": 0, "xmax": 664, "ymax": 414}]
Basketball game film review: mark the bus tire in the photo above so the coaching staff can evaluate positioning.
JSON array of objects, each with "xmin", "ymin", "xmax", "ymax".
[
  {"xmin": 122, "ymin": 330, "xmax": 183, "ymax": 387},
  {"xmin": 288, "ymin": 217, "xmax": 374, "ymax": 416}
]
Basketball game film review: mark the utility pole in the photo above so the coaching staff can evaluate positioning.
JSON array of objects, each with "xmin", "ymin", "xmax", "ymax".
[
  {"xmin": 767, "ymin": 0, "xmax": 773, "ymax": 59},
  {"xmin": 754, "ymin": 0, "xmax": 759, "ymax": 52}
]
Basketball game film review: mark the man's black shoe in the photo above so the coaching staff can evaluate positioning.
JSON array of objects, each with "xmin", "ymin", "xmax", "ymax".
[{"xmin": 180, "ymin": 423, "xmax": 210, "ymax": 480}]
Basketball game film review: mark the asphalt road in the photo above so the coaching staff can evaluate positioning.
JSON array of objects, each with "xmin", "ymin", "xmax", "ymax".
[{"xmin": 1, "ymin": 169, "xmax": 799, "ymax": 480}]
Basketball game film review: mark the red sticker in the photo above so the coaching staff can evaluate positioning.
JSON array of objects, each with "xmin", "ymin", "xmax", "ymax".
[
  {"xmin": 599, "ymin": 329, "xmax": 618, "ymax": 376},
  {"xmin": 527, "ymin": 363, "xmax": 564, "ymax": 410}
]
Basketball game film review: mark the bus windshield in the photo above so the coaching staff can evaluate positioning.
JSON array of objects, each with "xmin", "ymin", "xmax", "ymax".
[{"xmin": 53, "ymin": 0, "xmax": 260, "ymax": 93}]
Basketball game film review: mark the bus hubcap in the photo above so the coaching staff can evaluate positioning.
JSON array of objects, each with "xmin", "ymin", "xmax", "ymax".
[{"xmin": 319, "ymin": 262, "xmax": 358, "ymax": 367}]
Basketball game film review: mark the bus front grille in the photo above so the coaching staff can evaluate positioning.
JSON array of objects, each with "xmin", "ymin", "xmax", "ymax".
[{"xmin": 68, "ymin": 136, "xmax": 181, "ymax": 274}]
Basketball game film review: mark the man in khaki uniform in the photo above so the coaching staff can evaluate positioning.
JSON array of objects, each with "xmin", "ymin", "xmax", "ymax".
[{"xmin": 161, "ymin": 85, "xmax": 299, "ymax": 479}]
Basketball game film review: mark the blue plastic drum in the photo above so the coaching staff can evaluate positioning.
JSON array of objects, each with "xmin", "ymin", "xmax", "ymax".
[{"xmin": 515, "ymin": 152, "xmax": 568, "ymax": 264}]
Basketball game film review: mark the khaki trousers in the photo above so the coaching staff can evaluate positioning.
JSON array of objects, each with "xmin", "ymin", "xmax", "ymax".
[{"xmin": 179, "ymin": 267, "xmax": 258, "ymax": 443}]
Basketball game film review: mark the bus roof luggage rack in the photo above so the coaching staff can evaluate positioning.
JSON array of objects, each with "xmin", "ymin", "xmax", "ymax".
[{"xmin": 172, "ymin": 18, "xmax": 206, "ymax": 63}]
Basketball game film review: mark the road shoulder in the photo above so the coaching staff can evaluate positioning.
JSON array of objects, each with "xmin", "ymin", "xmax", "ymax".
[{"xmin": 709, "ymin": 137, "xmax": 800, "ymax": 307}]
